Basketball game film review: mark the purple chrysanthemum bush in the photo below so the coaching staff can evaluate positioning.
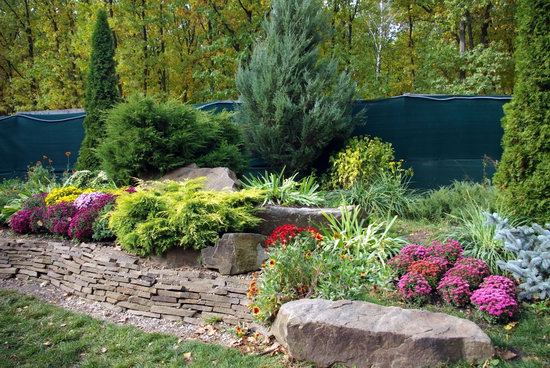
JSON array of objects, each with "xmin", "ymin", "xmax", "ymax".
[
  {"xmin": 9, "ymin": 189, "xmax": 120, "ymax": 242},
  {"xmin": 390, "ymin": 239, "xmax": 519, "ymax": 323}
]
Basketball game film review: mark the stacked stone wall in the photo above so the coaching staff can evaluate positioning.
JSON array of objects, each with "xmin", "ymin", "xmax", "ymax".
[{"xmin": 0, "ymin": 236, "xmax": 251, "ymax": 325}]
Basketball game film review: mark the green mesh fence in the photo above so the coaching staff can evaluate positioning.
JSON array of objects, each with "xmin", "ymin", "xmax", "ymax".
[{"xmin": 0, "ymin": 95, "xmax": 510, "ymax": 188}]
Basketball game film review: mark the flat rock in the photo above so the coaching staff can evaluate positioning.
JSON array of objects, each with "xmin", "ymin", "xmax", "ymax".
[
  {"xmin": 272, "ymin": 299, "xmax": 494, "ymax": 368},
  {"xmin": 161, "ymin": 164, "xmax": 239, "ymax": 191},
  {"xmin": 256, "ymin": 205, "xmax": 349, "ymax": 235},
  {"xmin": 201, "ymin": 233, "xmax": 267, "ymax": 275},
  {"xmin": 149, "ymin": 248, "xmax": 201, "ymax": 269}
]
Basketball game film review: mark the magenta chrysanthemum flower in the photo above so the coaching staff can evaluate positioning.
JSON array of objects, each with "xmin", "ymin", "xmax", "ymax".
[
  {"xmin": 444, "ymin": 257, "xmax": 490, "ymax": 288},
  {"xmin": 471, "ymin": 287, "xmax": 518, "ymax": 322},
  {"xmin": 427, "ymin": 239, "xmax": 463, "ymax": 264},
  {"xmin": 479, "ymin": 275, "xmax": 516, "ymax": 296},
  {"xmin": 437, "ymin": 275, "xmax": 472, "ymax": 307},
  {"xmin": 397, "ymin": 272, "xmax": 432, "ymax": 303}
]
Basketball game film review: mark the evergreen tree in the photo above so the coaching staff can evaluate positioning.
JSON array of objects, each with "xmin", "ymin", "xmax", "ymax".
[
  {"xmin": 494, "ymin": 0, "xmax": 549, "ymax": 222},
  {"xmin": 236, "ymin": 0, "xmax": 356, "ymax": 172},
  {"xmin": 76, "ymin": 9, "xmax": 120, "ymax": 170}
]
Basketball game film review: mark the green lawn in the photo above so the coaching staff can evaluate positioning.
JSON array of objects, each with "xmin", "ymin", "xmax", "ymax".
[{"xmin": 0, "ymin": 290, "xmax": 284, "ymax": 368}]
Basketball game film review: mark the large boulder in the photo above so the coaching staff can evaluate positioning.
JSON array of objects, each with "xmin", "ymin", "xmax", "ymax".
[
  {"xmin": 256, "ymin": 205, "xmax": 349, "ymax": 235},
  {"xmin": 161, "ymin": 164, "xmax": 240, "ymax": 191},
  {"xmin": 201, "ymin": 233, "xmax": 267, "ymax": 275},
  {"xmin": 272, "ymin": 299, "xmax": 494, "ymax": 368}
]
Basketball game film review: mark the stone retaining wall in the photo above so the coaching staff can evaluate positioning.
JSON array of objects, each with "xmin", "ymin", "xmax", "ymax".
[{"xmin": 0, "ymin": 236, "xmax": 252, "ymax": 325}]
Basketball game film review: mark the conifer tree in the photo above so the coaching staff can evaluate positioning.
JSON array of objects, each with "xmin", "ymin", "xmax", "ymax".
[
  {"xmin": 236, "ymin": 0, "xmax": 356, "ymax": 172},
  {"xmin": 76, "ymin": 9, "xmax": 120, "ymax": 170},
  {"xmin": 494, "ymin": 0, "xmax": 549, "ymax": 222}
]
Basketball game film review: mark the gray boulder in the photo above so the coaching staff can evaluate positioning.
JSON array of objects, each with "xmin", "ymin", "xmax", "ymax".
[
  {"xmin": 256, "ymin": 205, "xmax": 349, "ymax": 235},
  {"xmin": 201, "ymin": 233, "xmax": 267, "ymax": 275},
  {"xmin": 272, "ymin": 299, "xmax": 494, "ymax": 368},
  {"xmin": 161, "ymin": 164, "xmax": 240, "ymax": 191}
]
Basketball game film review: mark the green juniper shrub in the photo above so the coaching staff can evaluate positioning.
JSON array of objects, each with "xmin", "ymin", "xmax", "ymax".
[
  {"xmin": 77, "ymin": 9, "xmax": 120, "ymax": 170},
  {"xmin": 98, "ymin": 95, "xmax": 246, "ymax": 184},
  {"xmin": 236, "ymin": 0, "xmax": 356, "ymax": 172},
  {"xmin": 108, "ymin": 179, "xmax": 263, "ymax": 256},
  {"xmin": 493, "ymin": 0, "xmax": 550, "ymax": 223}
]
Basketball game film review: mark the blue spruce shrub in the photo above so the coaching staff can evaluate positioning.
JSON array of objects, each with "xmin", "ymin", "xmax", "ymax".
[{"xmin": 487, "ymin": 213, "xmax": 550, "ymax": 300}]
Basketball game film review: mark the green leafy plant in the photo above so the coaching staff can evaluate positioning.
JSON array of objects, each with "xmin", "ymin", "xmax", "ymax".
[
  {"xmin": 328, "ymin": 135, "xmax": 410, "ymax": 189},
  {"xmin": 63, "ymin": 170, "xmax": 115, "ymax": 189},
  {"xmin": 92, "ymin": 202, "xmax": 115, "ymax": 241},
  {"xmin": 108, "ymin": 179, "xmax": 263, "ymax": 256},
  {"xmin": 98, "ymin": 95, "xmax": 245, "ymax": 184},
  {"xmin": 241, "ymin": 170, "xmax": 323, "ymax": 207},
  {"xmin": 321, "ymin": 207, "xmax": 405, "ymax": 275}
]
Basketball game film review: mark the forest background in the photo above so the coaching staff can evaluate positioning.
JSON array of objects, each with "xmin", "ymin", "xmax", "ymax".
[{"xmin": 0, "ymin": 0, "xmax": 516, "ymax": 115}]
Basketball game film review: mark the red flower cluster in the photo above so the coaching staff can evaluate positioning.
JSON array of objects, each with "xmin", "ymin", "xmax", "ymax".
[{"xmin": 265, "ymin": 224, "xmax": 322, "ymax": 248}]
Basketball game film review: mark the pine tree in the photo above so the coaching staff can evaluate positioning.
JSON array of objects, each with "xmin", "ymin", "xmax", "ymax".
[
  {"xmin": 236, "ymin": 0, "xmax": 356, "ymax": 172},
  {"xmin": 76, "ymin": 9, "xmax": 120, "ymax": 170},
  {"xmin": 494, "ymin": 0, "xmax": 550, "ymax": 222}
]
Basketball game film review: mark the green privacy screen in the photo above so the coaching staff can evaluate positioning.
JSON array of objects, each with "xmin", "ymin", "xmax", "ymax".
[
  {"xmin": 0, "ymin": 112, "xmax": 85, "ymax": 180},
  {"xmin": 0, "ymin": 95, "xmax": 510, "ymax": 189}
]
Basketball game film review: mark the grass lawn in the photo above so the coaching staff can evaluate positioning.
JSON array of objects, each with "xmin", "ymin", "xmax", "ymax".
[{"xmin": 0, "ymin": 289, "xmax": 284, "ymax": 368}]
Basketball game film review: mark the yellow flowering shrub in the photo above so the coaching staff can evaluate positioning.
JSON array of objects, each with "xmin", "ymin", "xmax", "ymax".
[{"xmin": 45, "ymin": 186, "xmax": 92, "ymax": 206}]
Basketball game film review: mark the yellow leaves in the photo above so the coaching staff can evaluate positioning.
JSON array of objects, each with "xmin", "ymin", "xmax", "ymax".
[{"xmin": 504, "ymin": 321, "xmax": 518, "ymax": 331}]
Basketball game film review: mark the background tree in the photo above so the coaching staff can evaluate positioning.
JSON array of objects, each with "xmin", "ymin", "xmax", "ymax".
[
  {"xmin": 494, "ymin": 0, "xmax": 549, "ymax": 222},
  {"xmin": 76, "ymin": 9, "xmax": 120, "ymax": 170},
  {"xmin": 236, "ymin": 0, "xmax": 356, "ymax": 172}
]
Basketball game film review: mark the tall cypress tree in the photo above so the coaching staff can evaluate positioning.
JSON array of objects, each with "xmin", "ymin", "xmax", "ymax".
[
  {"xmin": 236, "ymin": 0, "xmax": 356, "ymax": 172},
  {"xmin": 76, "ymin": 9, "xmax": 120, "ymax": 170},
  {"xmin": 494, "ymin": 0, "xmax": 549, "ymax": 222}
]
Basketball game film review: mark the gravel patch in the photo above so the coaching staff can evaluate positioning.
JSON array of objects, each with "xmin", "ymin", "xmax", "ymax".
[{"xmin": 0, "ymin": 277, "xmax": 239, "ymax": 347}]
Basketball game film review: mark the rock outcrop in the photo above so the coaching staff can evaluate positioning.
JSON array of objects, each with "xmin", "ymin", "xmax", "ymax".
[{"xmin": 272, "ymin": 299, "xmax": 494, "ymax": 368}]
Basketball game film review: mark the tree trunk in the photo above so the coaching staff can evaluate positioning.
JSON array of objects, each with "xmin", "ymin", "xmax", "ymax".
[
  {"xmin": 141, "ymin": 0, "xmax": 148, "ymax": 95},
  {"xmin": 466, "ymin": 10, "xmax": 474, "ymax": 50},
  {"xmin": 458, "ymin": 15, "xmax": 466, "ymax": 80},
  {"xmin": 480, "ymin": 3, "xmax": 492, "ymax": 47}
]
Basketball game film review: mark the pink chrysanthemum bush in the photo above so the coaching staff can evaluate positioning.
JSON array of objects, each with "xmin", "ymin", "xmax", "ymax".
[
  {"xmin": 44, "ymin": 202, "xmax": 77, "ymax": 237},
  {"xmin": 470, "ymin": 287, "xmax": 519, "ymax": 323},
  {"xmin": 69, "ymin": 194, "xmax": 116, "ymax": 241},
  {"xmin": 389, "ymin": 239, "xmax": 520, "ymax": 323},
  {"xmin": 479, "ymin": 275, "xmax": 517, "ymax": 296},
  {"xmin": 426, "ymin": 239, "xmax": 463, "ymax": 264},
  {"xmin": 444, "ymin": 257, "xmax": 490, "ymax": 288},
  {"xmin": 10, "ymin": 210, "xmax": 33, "ymax": 234},
  {"xmin": 437, "ymin": 275, "xmax": 472, "ymax": 307},
  {"xmin": 397, "ymin": 272, "xmax": 432, "ymax": 304}
]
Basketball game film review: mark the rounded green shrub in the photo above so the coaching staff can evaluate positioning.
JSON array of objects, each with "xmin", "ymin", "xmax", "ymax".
[{"xmin": 98, "ymin": 95, "xmax": 246, "ymax": 184}]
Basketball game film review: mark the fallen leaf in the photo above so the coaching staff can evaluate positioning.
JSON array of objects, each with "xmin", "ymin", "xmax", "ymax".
[
  {"xmin": 43, "ymin": 341, "xmax": 51, "ymax": 347},
  {"xmin": 101, "ymin": 347, "xmax": 107, "ymax": 353},
  {"xmin": 497, "ymin": 350, "xmax": 517, "ymax": 361},
  {"xmin": 504, "ymin": 322, "xmax": 518, "ymax": 331},
  {"xmin": 183, "ymin": 352, "xmax": 192, "ymax": 363}
]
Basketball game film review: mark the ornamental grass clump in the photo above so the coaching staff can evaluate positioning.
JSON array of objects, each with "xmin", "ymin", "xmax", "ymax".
[
  {"xmin": 470, "ymin": 287, "xmax": 518, "ymax": 323},
  {"xmin": 397, "ymin": 272, "xmax": 433, "ymax": 304},
  {"xmin": 437, "ymin": 275, "xmax": 472, "ymax": 307}
]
